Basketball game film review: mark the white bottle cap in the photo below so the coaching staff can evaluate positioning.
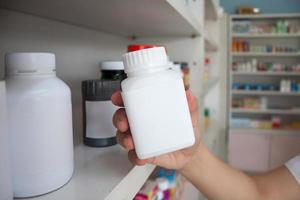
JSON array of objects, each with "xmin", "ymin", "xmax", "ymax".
[
  {"xmin": 122, "ymin": 47, "xmax": 168, "ymax": 74},
  {"xmin": 5, "ymin": 52, "xmax": 56, "ymax": 76},
  {"xmin": 100, "ymin": 61, "xmax": 124, "ymax": 71}
]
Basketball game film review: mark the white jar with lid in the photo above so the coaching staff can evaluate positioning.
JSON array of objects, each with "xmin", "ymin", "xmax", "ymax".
[
  {"xmin": 5, "ymin": 53, "xmax": 74, "ymax": 198},
  {"xmin": 121, "ymin": 47, "xmax": 195, "ymax": 159},
  {"xmin": 0, "ymin": 77, "xmax": 13, "ymax": 200}
]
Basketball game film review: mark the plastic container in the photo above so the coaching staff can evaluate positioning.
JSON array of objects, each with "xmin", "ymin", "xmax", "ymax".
[
  {"xmin": 82, "ymin": 79, "xmax": 120, "ymax": 147},
  {"xmin": 82, "ymin": 61, "xmax": 124, "ymax": 147},
  {"xmin": 100, "ymin": 61, "xmax": 126, "ymax": 80},
  {"xmin": 5, "ymin": 52, "xmax": 74, "ymax": 198},
  {"xmin": 0, "ymin": 80, "xmax": 13, "ymax": 200},
  {"xmin": 121, "ymin": 47, "xmax": 195, "ymax": 159}
]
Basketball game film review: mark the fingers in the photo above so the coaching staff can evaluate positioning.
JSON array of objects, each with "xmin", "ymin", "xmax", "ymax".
[
  {"xmin": 116, "ymin": 130, "xmax": 134, "ymax": 150},
  {"xmin": 186, "ymin": 89, "xmax": 198, "ymax": 113},
  {"xmin": 112, "ymin": 108, "xmax": 129, "ymax": 132},
  {"xmin": 111, "ymin": 91, "xmax": 124, "ymax": 107},
  {"xmin": 128, "ymin": 150, "xmax": 154, "ymax": 166}
]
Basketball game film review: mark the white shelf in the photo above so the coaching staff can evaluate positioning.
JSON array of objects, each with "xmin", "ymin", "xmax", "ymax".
[
  {"xmin": 25, "ymin": 145, "xmax": 155, "ymax": 200},
  {"xmin": 232, "ymin": 108, "xmax": 300, "ymax": 115},
  {"xmin": 232, "ymin": 71, "xmax": 300, "ymax": 76},
  {"xmin": 232, "ymin": 33, "xmax": 300, "ymax": 38},
  {"xmin": 230, "ymin": 128, "xmax": 300, "ymax": 136},
  {"xmin": 232, "ymin": 52, "xmax": 300, "ymax": 57},
  {"xmin": 200, "ymin": 77, "xmax": 219, "ymax": 98},
  {"xmin": 204, "ymin": 27, "xmax": 218, "ymax": 51},
  {"xmin": 205, "ymin": 37, "xmax": 218, "ymax": 52},
  {"xmin": 232, "ymin": 90, "xmax": 300, "ymax": 96},
  {"xmin": 205, "ymin": 0, "xmax": 218, "ymax": 20},
  {"xmin": 0, "ymin": 0, "xmax": 202, "ymax": 37}
]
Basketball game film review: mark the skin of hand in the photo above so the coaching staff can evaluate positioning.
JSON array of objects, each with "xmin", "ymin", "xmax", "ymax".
[{"xmin": 111, "ymin": 89, "xmax": 201, "ymax": 170}]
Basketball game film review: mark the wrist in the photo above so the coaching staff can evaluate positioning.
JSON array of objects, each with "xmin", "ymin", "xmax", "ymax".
[{"xmin": 178, "ymin": 142, "xmax": 207, "ymax": 175}]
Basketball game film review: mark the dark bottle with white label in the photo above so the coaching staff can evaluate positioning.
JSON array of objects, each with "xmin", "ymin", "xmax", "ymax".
[{"xmin": 82, "ymin": 61, "xmax": 124, "ymax": 147}]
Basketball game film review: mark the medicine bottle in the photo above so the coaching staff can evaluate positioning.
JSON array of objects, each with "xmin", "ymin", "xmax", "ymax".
[
  {"xmin": 0, "ymin": 77, "xmax": 13, "ymax": 200},
  {"xmin": 82, "ymin": 79, "xmax": 120, "ymax": 147},
  {"xmin": 82, "ymin": 61, "xmax": 123, "ymax": 147},
  {"xmin": 121, "ymin": 47, "xmax": 195, "ymax": 159},
  {"xmin": 100, "ymin": 61, "xmax": 126, "ymax": 80},
  {"xmin": 5, "ymin": 52, "xmax": 74, "ymax": 198}
]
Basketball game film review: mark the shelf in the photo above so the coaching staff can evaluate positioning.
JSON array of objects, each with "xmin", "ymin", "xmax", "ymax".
[
  {"xmin": 232, "ymin": 52, "xmax": 300, "ymax": 57},
  {"xmin": 232, "ymin": 108, "xmax": 300, "ymax": 115},
  {"xmin": 0, "ymin": 0, "xmax": 202, "ymax": 37},
  {"xmin": 231, "ymin": 13, "xmax": 300, "ymax": 20},
  {"xmin": 232, "ymin": 33, "xmax": 300, "ymax": 38},
  {"xmin": 204, "ymin": 28, "xmax": 218, "ymax": 51},
  {"xmin": 205, "ymin": 0, "xmax": 218, "ymax": 20},
  {"xmin": 230, "ymin": 128, "xmax": 300, "ymax": 136},
  {"xmin": 205, "ymin": 37, "xmax": 218, "ymax": 52},
  {"xmin": 232, "ymin": 90, "xmax": 300, "ymax": 96},
  {"xmin": 232, "ymin": 71, "xmax": 300, "ymax": 76},
  {"xmin": 25, "ymin": 145, "xmax": 155, "ymax": 200},
  {"xmin": 200, "ymin": 77, "xmax": 219, "ymax": 98}
]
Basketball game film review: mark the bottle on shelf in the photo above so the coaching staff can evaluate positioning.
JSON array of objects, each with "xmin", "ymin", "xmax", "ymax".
[
  {"xmin": 82, "ymin": 61, "xmax": 124, "ymax": 147},
  {"xmin": 6, "ymin": 53, "xmax": 74, "ymax": 198},
  {"xmin": 0, "ymin": 78, "xmax": 13, "ymax": 200}
]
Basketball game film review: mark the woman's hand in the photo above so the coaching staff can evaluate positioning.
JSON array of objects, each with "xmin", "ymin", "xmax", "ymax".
[{"xmin": 111, "ymin": 89, "xmax": 201, "ymax": 170}]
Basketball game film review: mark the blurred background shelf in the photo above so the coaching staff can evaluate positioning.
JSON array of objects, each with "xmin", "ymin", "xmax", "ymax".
[
  {"xmin": 232, "ymin": 108, "xmax": 300, "ymax": 115},
  {"xmin": 232, "ymin": 90, "xmax": 300, "ymax": 96},
  {"xmin": 232, "ymin": 52, "xmax": 300, "ymax": 57},
  {"xmin": 229, "ymin": 128, "xmax": 300, "ymax": 135},
  {"xmin": 228, "ymin": 13, "xmax": 300, "ymax": 174},
  {"xmin": 232, "ymin": 33, "xmax": 300, "ymax": 38},
  {"xmin": 232, "ymin": 71, "xmax": 300, "ymax": 76}
]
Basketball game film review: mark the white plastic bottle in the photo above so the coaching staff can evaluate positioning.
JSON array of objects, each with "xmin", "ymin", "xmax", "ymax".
[
  {"xmin": 0, "ymin": 79, "xmax": 13, "ymax": 200},
  {"xmin": 121, "ymin": 47, "xmax": 195, "ymax": 159},
  {"xmin": 5, "ymin": 53, "xmax": 74, "ymax": 198}
]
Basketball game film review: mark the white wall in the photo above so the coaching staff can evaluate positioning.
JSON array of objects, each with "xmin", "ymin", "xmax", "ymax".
[{"xmin": 0, "ymin": 9, "xmax": 129, "ymax": 144}]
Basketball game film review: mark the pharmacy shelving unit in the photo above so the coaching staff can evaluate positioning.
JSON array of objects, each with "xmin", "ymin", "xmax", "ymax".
[
  {"xmin": 0, "ymin": 0, "xmax": 209, "ymax": 199},
  {"xmin": 228, "ymin": 14, "xmax": 300, "ymax": 173}
]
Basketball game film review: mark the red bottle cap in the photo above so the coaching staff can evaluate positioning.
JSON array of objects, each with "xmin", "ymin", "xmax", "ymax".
[{"xmin": 127, "ymin": 45, "xmax": 156, "ymax": 52}]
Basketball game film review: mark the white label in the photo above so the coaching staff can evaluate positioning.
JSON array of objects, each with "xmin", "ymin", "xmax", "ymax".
[
  {"xmin": 85, "ymin": 101, "xmax": 117, "ymax": 139},
  {"xmin": 122, "ymin": 78, "xmax": 195, "ymax": 159}
]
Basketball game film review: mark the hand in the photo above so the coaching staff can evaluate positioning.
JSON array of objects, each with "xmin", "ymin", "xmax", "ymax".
[{"xmin": 111, "ymin": 89, "xmax": 201, "ymax": 170}]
